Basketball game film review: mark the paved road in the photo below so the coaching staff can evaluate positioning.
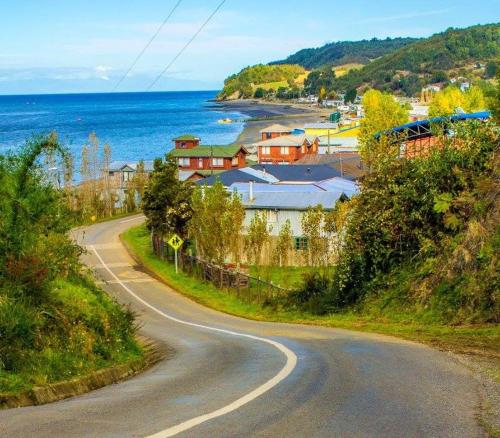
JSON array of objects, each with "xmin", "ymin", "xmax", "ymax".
[{"xmin": 1, "ymin": 216, "xmax": 484, "ymax": 437}]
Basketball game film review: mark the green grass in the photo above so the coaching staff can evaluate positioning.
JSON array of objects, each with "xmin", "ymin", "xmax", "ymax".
[
  {"xmin": 122, "ymin": 224, "xmax": 500, "ymax": 358},
  {"xmin": 0, "ymin": 276, "xmax": 143, "ymax": 395},
  {"xmin": 249, "ymin": 265, "xmax": 315, "ymax": 290}
]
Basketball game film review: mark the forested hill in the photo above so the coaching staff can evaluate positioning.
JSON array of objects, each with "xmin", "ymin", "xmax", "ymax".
[
  {"xmin": 270, "ymin": 37, "xmax": 419, "ymax": 69},
  {"xmin": 333, "ymin": 23, "xmax": 500, "ymax": 93}
]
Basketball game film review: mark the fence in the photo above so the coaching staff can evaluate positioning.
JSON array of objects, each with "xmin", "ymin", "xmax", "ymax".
[{"xmin": 151, "ymin": 235, "xmax": 291, "ymax": 304}]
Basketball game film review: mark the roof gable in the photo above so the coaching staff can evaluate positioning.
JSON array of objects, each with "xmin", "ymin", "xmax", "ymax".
[{"xmin": 169, "ymin": 145, "xmax": 248, "ymax": 158}]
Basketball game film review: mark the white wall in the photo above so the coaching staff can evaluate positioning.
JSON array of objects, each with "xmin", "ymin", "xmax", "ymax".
[{"xmin": 243, "ymin": 208, "xmax": 304, "ymax": 237}]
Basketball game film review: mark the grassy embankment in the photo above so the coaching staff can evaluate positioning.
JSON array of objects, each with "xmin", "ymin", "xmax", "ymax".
[
  {"xmin": 122, "ymin": 224, "xmax": 499, "ymax": 357},
  {"xmin": 0, "ymin": 275, "xmax": 143, "ymax": 396}
]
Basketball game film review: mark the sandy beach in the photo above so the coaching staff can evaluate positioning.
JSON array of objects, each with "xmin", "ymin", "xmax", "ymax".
[{"xmin": 214, "ymin": 99, "xmax": 332, "ymax": 146}]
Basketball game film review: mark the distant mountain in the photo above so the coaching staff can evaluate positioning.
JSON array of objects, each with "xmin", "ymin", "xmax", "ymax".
[
  {"xmin": 270, "ymin": 37, "xmax": 419, "ymax": 69},
  {"xmin": 333, "ymin": 23, "xmax": 500, "ymax": 95}
]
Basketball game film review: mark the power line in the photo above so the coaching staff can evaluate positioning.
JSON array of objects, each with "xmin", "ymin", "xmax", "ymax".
[
  {"xmin": 146, "ymin": 0, "xmax": 227, "ymax": 92},
  {"xmin": 111, "ymin": 0, "xmax": 184, "ymax": 92}
]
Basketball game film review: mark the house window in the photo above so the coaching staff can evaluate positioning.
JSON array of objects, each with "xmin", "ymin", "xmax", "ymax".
[
  {"xmin": 261, "ymin": 146, "xmax": 270, "ymax": 155},
  {"xmin": 232, "ymin": 156, "xmax": 239, "ymax": 166},
  {"xmin": 212, "ymin": 157, "xmax": 224, "ymax": 167},
  {"xmin": 294, "ymin": 237, "xmax": 308, "ymax": 251},
  {"xmin": 198, "ymin": 158, "xmax": 203, "ymax": 168},
  {"xmin": 178, "ymin": 158, "xmax": 190, "ymax": 167},
  {"xmin": 180, "ymin": 142, "xmax": 187, "ymax": 148},
  {"xmin": 266, "ymin": 132, "xmax": 272, "ymax": 139},
  {"xmin": 280, "ymin": 146, "xmax": 289, "ymax": 155}
]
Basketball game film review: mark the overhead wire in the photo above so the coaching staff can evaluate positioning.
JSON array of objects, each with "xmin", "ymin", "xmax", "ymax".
[
  {"xmin": 145, "ymin": 0, "xmax": 227, "ymax": 91},
  {"xmin": 111, "ymin": 0, "xmax": 184, "ymax": 92}
]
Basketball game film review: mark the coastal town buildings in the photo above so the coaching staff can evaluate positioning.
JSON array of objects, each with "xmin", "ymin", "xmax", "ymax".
[
  {"xmin": 303, "ymin": 122, "xmax": 339, "ymax": 137},
  {"xmin": 169, "ymin": 135, "xmax": 248, "ymax": 172},
  {"xmin": 259, "ymin": 124, "xmax": 293, "ymax": 140},
  {"xmin": 254, "ymin": 134, "xmax": 320, "ymax": 164}
]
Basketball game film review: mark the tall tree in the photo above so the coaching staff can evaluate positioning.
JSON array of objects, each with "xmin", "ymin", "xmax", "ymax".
[
  {"xmin": 143, "ymin": 158, "xmax": 193, "ymax": 239},
  {"xmin": 359, "ymin": 89, "xmax": 409, "ymax": 170}
]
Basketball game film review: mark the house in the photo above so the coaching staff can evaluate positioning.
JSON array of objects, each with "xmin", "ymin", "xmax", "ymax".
[
  {"xmin": 108, "ymin": 160, "xmax": 154, "ymax": 189},
  {"xmin": 254, "ymin": 134, "xmax": 319, "ymax": 164},
  {"xmin": 259, "ymin": 124, "xmax": 293, "ymax": 140},
  {"xmin": 169, "ymin": 135, "xmax": 248, "ymax": 172},
  {"xmin": 173, "ymin": 134, "xmax": 201, "ymax": 149},
  {"xmin": 303, "ymin": 122, "xmax": 339, "ymax": 137},
  {"xmin": 236, "ymin": 180, "xmax": 358, "ymax": 237}
]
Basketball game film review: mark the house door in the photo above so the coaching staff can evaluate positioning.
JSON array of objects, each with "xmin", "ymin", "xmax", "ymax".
[{"xmin": 198, "ymin": 158, "xmax": 203, "ymax": 168}]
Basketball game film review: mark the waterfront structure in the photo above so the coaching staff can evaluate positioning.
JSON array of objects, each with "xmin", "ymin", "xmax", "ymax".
[
  {"xmin": 169, "ymin": 135, "xmax": 248, "ymax": 172},
  {"xmin": 254, "ymin": 134, "xmax": 319, "ymax": 164}
]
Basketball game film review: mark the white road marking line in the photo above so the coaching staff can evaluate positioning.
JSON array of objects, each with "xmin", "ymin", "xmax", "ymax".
[
  {"xmin": 120, "ymin": 215, "xmax": 145, "ymax": 224},
  {"xmin": 90, "ymin": 245, "xmax": 297, "ymax": 438}
]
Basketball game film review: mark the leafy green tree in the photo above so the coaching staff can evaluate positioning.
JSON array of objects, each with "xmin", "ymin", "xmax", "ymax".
[
  {"xmin": 142, "ymin": 158, "xmax": 193, "ymax": 239},
  {"xmin": 0, "ymin": 134, "xmax": 81, "ymax": 302},
  {"xmin": 189, "ymin": 181, "xmax": 245, "ymax": 265},
  {"xmin": 358, "ymin": 89, "xmax": 409, "ymax": 170},
  {"xmin": 344, "ymin": 88, "xmax": 357, "ymax": 103},
  {"xmin": 273, "ymin": 220, "xmax": 293, "ymax": 267},
  {"xmin": 245, "ymin": 211, "xmax": 270, "ymax": 266},
  {"xmin": 301, "ymin": 205, "xmax": 328, "ymax": 267},
  {"xmin": 429, "ymin": 85, "xmax": 485, "ymax": 117},
  {"xmin": 254, "ymin": 87, "xmax": 265, "ymax": 98},
  {"xmin": 484, "ymin": 61, "xmax": 498, "ymax": 79}
]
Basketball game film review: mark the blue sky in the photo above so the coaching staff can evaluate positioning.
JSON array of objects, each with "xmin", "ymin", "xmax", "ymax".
[{"xmin": 0, "ymin": 0, "xmax": 498, "ymax": 94}]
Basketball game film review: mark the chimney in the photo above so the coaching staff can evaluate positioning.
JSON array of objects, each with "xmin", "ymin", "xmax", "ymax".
[{"xmin": 249, "ymin": 180, "xmax": 254, "ymax": 201}]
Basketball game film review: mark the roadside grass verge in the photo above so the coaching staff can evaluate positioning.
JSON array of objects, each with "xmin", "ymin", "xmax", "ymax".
[
  {"xmin": 122, "ymin": 224, "xmax": 500, "ymax": 358},
  {"xmin": 0, "ymin": 275, "xmax": 143, "ymax": 396}
]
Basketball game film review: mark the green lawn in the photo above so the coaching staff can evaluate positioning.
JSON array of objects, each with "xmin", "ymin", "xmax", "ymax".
[{"xmin": 121, "ymin": 224, "xmax": 500, "ymax": 358}]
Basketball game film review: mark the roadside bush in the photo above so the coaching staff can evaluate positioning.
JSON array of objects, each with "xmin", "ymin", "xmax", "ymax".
[
  {"xmin": 292, "ymin": 120, "xmax": 499, "ymax": 323},
  {"xmin": 0, "ymin": 136, "xmax": 142, "ymax": 394}
]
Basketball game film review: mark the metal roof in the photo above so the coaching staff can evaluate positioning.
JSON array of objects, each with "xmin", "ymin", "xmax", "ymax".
[
  {"xmin": 304, "ymin": 123, "xmax": 339, "ymax": 130},
  {"xmin": 108, "ymin": 160, "xmax": 155, "ymax": 172},
  {"xmin": 315, "ymin": 177, "xmax": 358, "ymax": 196},
  {"xmin": 375, "ymin": 111, "xmax": 491, "ymax": 141},
  {"xmin": 230, "ymin": 182, "xmax": 324, "ymax": 193},
  {"xmin": 253, "ymin": 134, "xmax": 317, "ymax": 147},
  {"xmin": 251, "ymin": 164, "xmax": 342, "ymax": 182},
  {"xmin": 196, "ymin": 168, "xmax": 270, "ymax": 186},
  {"xmin": 259, "ymin": 124, "xmax": 293, "ymax": 133},
  {"xmin": 173, "ymin": 134, "xmax": 200, "ymax": 141},
  {"xmin": 240, "ymin": 191, "xmax": 346, "ymax": 210},
  {"xmin": 169, "ymin": 145, "xmax": 247, "ymax": 158}
]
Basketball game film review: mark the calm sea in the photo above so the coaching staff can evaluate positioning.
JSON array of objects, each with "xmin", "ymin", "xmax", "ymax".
[{"xmin": 0, "ymin": 90, "xmax": 246, "ymax": 168}]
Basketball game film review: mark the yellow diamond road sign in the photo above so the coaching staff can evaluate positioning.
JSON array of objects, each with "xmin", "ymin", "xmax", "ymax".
[{"xmin": 168, "ymin": 234, "xmax": 184, "ymax": 251}]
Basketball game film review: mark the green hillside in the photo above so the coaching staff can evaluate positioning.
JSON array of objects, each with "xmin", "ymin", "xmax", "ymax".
[
  {"xmin": 270, "ymin": 37, "xmax": 419, "ymax": 69},
  {"xmin": 217, "ymin": 64, "xmax": 305, "ymax": 100},
  {"xmin": 333, "ymin": 23, "xmax": 500, "ymax": 95}
]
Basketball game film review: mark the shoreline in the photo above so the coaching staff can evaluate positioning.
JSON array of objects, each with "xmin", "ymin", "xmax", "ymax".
[{"xmin": 214, "ymin": 99, "xmax": 331, "ymax": 146}]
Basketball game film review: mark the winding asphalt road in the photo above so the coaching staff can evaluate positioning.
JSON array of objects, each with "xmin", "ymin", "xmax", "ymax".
[{"xmin": 0, "ymin": 216, "xmax": 485, "ymax": 437}]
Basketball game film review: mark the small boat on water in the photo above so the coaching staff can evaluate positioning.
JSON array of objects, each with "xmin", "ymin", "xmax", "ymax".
[{"xmin": 217, "ymin": 118, "xmax": 233, "ymax": 124}]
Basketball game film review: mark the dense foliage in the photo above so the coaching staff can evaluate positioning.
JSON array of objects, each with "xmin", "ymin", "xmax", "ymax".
[
  {"xmin": 333, "ymin": 24, "xmax": 500, "ymax": 96},
  {"xmin": 217, "ymin": 64, "xmax": 305, "ymax": 100},
  {"xmin": 142, "ymin": 157, "xmax": 193, "ymax": 238},
  {"xmin": 0, "ymin": 136, "xmax": 141, "ymax": 394},
  {"xmin": 293, "ymin": 121, "xmax": 499, "ymax": 323},
  {"xmin": 271, "ymin": 37, "xmax": 418, "ymax": 69}
]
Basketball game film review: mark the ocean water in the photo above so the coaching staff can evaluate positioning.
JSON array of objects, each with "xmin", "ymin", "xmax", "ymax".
[{"xmin": 0, "ymin": 90, "xmax": 246, "ymax": 168}]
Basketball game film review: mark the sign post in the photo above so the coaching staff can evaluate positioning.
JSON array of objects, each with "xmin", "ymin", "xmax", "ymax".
[{"xmin": 167, "ymin": 234, "xmax": 184, "ymax": 274}]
